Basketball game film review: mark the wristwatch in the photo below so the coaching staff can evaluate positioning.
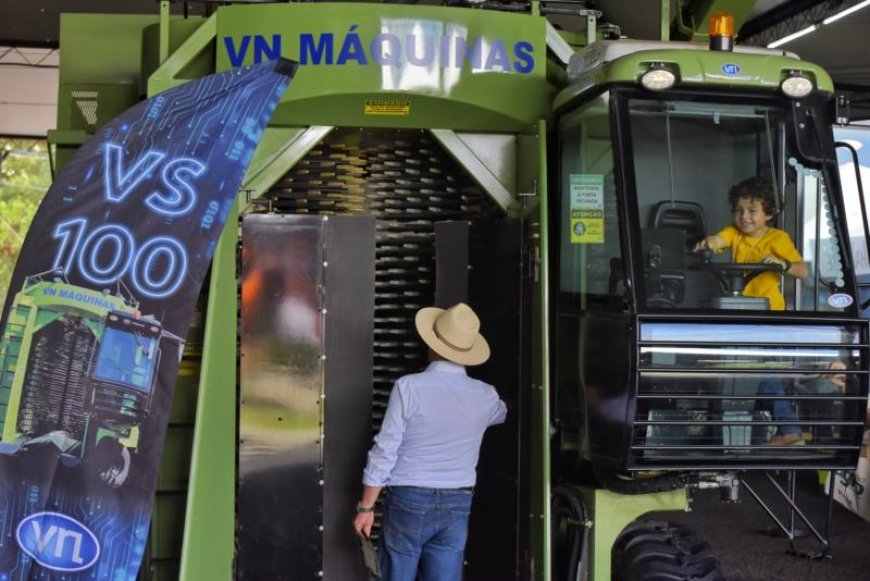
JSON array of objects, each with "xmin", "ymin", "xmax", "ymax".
[{"xmin": 357, "ymin": 503, "xmax": 375, "ymax": 513}]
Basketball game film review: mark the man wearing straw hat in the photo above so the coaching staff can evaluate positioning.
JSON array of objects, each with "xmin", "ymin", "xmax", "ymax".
[{"xmin": 353, "ymin": 302, "xmax": 507, "ymax": 581}]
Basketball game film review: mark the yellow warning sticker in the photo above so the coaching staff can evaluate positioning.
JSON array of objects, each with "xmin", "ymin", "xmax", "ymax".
[
  {"xmin": 365, "ymin": 100, "xmax": 411, "ymax": 116},
  {"xmin": 569, "ymin": 174, "xmax": 604, "ymax": 244}
]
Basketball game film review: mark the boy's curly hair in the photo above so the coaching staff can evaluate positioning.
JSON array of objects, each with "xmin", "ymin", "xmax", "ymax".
[{"xmin": 728, "ymin": 177, "xmax": 777, "ymax": 216}]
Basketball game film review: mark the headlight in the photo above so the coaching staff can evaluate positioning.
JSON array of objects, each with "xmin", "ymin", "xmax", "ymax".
[
  {"xmin": 781, "ymin": 74, "xmax": 813, "ymax": 98},
  {"xmin": 641, "ymin": 66, "xmax": 676, "ymax": 91}
]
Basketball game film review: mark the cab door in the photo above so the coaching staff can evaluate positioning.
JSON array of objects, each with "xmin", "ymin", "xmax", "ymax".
[{"xmin": 552, "ymin": 91, "xmax": 635, "ymax": 473}]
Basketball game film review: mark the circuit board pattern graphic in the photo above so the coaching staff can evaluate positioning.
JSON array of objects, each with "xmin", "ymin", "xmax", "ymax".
[
  {"xmin": 0, "ymin": 58, "xmax": 296, "ymax": 579},
  {"xmin": 0, "ymin": 471, "xmax": 151, "ymax": 580}
]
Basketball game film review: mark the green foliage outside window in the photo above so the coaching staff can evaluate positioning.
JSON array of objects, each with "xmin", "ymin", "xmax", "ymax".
[{"xmin": 0, "ymin": 138, "xmax": 50, "ymax": 309}]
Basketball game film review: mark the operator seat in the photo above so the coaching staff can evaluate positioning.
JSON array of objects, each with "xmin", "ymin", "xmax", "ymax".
[
  {"xmin": 650, "ymin": 200, "xmax": 707, "ymax": 250},
  {"xmin": 649, "ymin": 200, "xmax": 717, "ymax": 308}
]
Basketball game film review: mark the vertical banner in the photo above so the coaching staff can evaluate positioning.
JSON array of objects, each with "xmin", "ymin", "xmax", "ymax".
[{"xmin": 0, "ymin": 58, "xmax": 295, "ymax": 579}]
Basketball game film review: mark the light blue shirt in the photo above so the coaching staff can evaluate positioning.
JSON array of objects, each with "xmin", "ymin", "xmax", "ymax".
[{"xmin": 362, "ymin": 360, "xmax": 507, "ymax": 489}]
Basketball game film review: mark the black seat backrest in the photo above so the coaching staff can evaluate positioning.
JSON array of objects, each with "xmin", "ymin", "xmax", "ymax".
[{"xmin": 650, "ymin": 201, "xmax": 707, "ymax": 248}]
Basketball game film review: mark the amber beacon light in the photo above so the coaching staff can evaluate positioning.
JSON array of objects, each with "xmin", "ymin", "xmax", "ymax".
[{"xmin": 709, "ymin": 11, "xmax": 735, "ymax": 51}]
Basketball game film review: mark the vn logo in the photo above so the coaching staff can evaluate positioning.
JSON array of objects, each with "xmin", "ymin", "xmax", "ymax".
[{"xmin": 16, "ymin": 512, "xmax": 100, "ymax": 572}]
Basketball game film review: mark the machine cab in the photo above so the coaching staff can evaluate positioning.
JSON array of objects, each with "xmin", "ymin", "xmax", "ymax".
[
  {"xmin": 554, "ymin": 67, "xmax": 869, "ymax": 472},
  {"xmin": 91, "ymin": 312, "xmax": 162, "ymax": 424}
]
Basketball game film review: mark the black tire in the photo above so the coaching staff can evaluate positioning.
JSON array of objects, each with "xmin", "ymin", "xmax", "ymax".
[
  {"xmin": 613, "ymin": 519, "xmax": 724, "ymax": 581},
  {"xmin": 551, "ymin": 485, "xmax": 589, "ymax": 581}
]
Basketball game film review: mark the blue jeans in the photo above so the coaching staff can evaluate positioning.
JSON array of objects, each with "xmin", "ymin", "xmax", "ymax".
[
  {"xmin": 379, "ymin": 486, "xmax": 473, "ymax": 581},
  {"xmin": 758, "ymin": 378, "xmax": 802, "ymax": 436}
]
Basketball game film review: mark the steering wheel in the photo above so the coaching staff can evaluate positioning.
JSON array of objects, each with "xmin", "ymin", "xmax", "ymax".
[
  {"xmin": 695, "ymin": 249, "xmax": 786, "ymax": 295},
  {"xmin": 646, "ymin": 296, "xmax": 679, "ymax": 308}
]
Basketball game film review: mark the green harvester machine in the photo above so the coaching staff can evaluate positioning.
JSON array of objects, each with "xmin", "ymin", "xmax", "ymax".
[{"xmin": 46, "ymin": 1, "xmax": 870, "ymax": 579}]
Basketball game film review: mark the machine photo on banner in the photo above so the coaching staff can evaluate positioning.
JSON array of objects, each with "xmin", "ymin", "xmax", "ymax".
[{"xmin": 0, "ymin": 58, "xmax": 296, "ymax": 579}]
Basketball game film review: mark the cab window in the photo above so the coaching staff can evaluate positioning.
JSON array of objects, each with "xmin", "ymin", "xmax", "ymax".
[
  {"xmin": 626, "ymin": 97, "xmax": 851, "ymax": 313},
  {"xmin": 557, "ymin": 92, "xmax": 624, "ymax": 311}
]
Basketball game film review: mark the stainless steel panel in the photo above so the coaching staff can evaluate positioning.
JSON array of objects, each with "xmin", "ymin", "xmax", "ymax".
[{"xmin": 238, "ymin": 214, "xmax": 324, "ymax": 580}]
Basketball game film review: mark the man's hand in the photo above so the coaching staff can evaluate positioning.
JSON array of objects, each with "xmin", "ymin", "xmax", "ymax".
[
  {"xmin": 354, "ymin": 511, "xmax": 375, "ymax": 540},
  {"xmin": 353, "ymin": 486, "xmax": 382, "ymax": 540}
]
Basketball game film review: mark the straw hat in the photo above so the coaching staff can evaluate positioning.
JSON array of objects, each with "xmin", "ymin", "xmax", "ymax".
[{"xmin": 415, "ymin": 303, "xmax": 490, "ymax": 366}]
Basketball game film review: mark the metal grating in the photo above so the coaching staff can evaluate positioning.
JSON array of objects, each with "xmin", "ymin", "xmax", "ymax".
[
  {"xmin": 628, "ymin": 319, "xmax": 869, "ymax": 471},
  {"xmin": 264, "ymin": 128, "xmax": 501, "ymax": 427}
]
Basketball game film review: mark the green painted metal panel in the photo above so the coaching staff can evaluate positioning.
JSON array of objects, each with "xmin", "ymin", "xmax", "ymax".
[
  {"xmin": 142, "ymin": 17, "xmax": 214, "ymax": 95},
  {"xmin": 55, "ymin": 82, "xmax": 141, "ymax": 133},
  {"xmin": 554, "ymin": 46, "xmax": 834, "ymax": 112},
  {"xmin": 606, "ymin": 49, "xmax": 833, "ymax": 90},
  {"xmin": 430, "ymin": 129, "xmax": 517, "ymax": 213},
  {"xmin": 146, "ymin": 15, "xmax": 217, "ymax": 96},
  {"xmin": 215, "ymin": 4, "xmax": 550, "ymax": 131},
  {"xmin": 51, "ymin": 81, "xmax": 136, "ymax": 172},
  {"xmin": 582, "ymin": 487, "xmax": 687, "ymax": 580},
  {"xmin": 178, "ymin": 207, "xmax": 238, "ymax": 581},
  {"xmin": 160, "ymin": 1, "xmax": 171, "ymax": 63},
  {"xmin": 529, "ymin": 119, "xmax": 551, "ymax": 580},
  {"xmin": 661, "ymin": 0, "xmax": 670, "ymax": 42},
  {"xmin": 517, "ymin": 134, "xmax": 541, "ymax": 211},
  {"xmin": 58, "ymin": 14, "xmax": 159, "ymax": 86},
  {"xmin": 241, "ymin": 126, "xmax": 335, "ymax": 200},
  {"xmin": 54, "ymin": 14, "xmax": 160, "ymax": 173}
]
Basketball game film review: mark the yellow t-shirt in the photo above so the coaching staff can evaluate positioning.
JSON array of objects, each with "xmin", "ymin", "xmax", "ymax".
[{"xmin": 716, "ymin": 225, "xmax": 802, "ymax": 310}]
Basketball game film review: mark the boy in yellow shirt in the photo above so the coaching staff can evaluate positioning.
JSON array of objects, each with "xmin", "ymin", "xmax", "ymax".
[{"xmin": 694, "ymin": 177, "xmax": 808, "ymax": 310}]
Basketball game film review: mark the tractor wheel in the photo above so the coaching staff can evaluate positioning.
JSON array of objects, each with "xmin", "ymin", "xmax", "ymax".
[
  {"xmin": 612, "ymin": 519, "xmax": 723, "ymax": 581},
  {"xmin": 89, "ymin": 438, "xmax": 131, "ymax": 488},
  {"xmin": 551, "ymin": 484, "xmax": 589, "ymax": 581}
]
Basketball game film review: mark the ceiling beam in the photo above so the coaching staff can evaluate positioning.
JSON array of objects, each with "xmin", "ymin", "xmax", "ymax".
[{"xmin": 739, "ymin": 0, "xmax": 859, "ymax": 46}]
